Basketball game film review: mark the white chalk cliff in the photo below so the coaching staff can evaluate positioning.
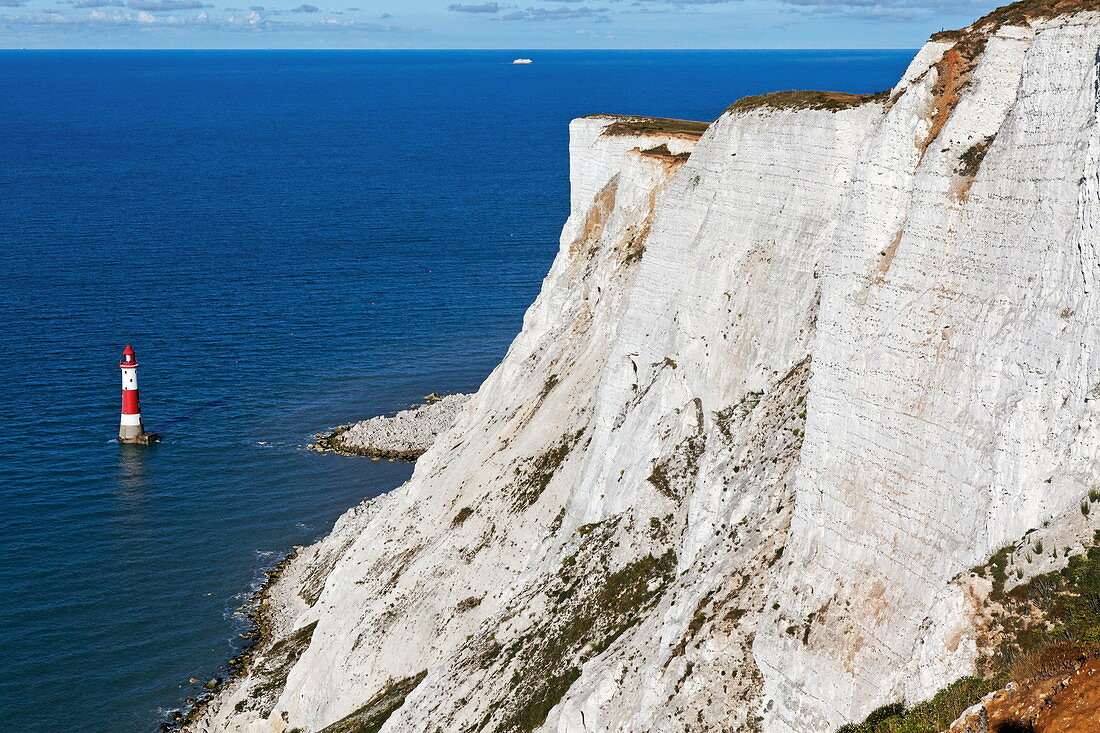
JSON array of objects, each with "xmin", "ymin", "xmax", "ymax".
[{"xmin": 188, "ymin": 4, "xmax": 1100, "ymax": 731}]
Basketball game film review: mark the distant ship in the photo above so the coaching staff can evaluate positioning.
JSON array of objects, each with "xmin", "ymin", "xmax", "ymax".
[{"xmin": 512, "ymin": 58, "xmax": 533, "ymax": 64}]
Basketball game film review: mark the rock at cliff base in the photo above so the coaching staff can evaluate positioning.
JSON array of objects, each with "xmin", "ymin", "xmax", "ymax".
[{"xmin": 315, "ymin": 393, "xmax": 471, "ymax": 460}]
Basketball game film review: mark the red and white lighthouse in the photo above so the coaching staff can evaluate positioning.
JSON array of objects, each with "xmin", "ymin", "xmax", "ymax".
[{"xmin": 119, "ymin": 345, "xmax": 157, "ymax": 444}]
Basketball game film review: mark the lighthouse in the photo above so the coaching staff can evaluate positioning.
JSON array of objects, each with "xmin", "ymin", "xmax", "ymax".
[{"xmin": 118, "ymin": 345, "xmax": 159, "ymax": 445}]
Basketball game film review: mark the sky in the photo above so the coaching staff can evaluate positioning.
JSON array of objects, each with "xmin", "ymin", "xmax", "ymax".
[{"xmin": 0, "ymin": 0, "xmax": 993, "ymax": 49}]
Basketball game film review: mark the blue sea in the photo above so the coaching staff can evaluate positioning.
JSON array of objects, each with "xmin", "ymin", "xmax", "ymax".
[{"xmin": 0, "ymin": 49, "xmax": 914, "ymax": 732}]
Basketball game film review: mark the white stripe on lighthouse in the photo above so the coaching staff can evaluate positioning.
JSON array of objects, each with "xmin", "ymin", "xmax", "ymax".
[{"xmin": 120, "ymin": 413, "xmax": 143, "ymax": 426}]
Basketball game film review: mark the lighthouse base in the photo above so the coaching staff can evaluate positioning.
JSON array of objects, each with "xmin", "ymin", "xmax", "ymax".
[{"xmin": 119, "ymin": 431, "xmax": 161, "ymax": 445}]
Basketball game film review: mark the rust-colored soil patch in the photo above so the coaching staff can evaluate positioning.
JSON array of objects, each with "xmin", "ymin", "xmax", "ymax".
[
  {"xmin": 950, "ymin": 658, "xmax": 1100, "ymax": 733},
  {"xmin": 921, "ymin": 38, "xmax": 986, "ymax": 155},
  {"xmin": 874, "ymin": 229, "xmax": 904, "ymax": 283},
  {"xmin": 571, "ymin": 175, "xmax": 619, "ymax": 257}
]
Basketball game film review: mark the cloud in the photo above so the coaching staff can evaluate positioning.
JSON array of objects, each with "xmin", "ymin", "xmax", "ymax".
[
  {"xmin": 575, "ymin": 25, "xmax": 614, "ymax": 36},
  {"xmin": 245, "ymin": 4, "xmax": 291, "ymax": 13},
  {"xmin": 625, "ymin": 0, "xmax": 981, "ymax": 20},
  {"xmin": 65, "ymin": 0, "xmax": 126, "ymax": 6},
  {"xmin": 126, "ymin": 0, "xmax": 206, "ymax": 10},
  {"xmin": 771, "ymin": 0, "xmax": 984, "ymax": 20},
  {"xmin": 2, "ymin": 5, "xmax": 412, "ymax": 30},
  {"xmin": 290, "ymin": 2, "xmax": 318, "ymax": 9},
  {"xmin": 226, "ymin": 9, "xmax": 264, "ymax": 22},
  {"xmin": 0, "ymin": 0, "xmax": 29, "ymax": 6},
  {"xmin": 12, "ymin": 7, "xmax": 200, "ymax": 22},
  {"xmin": 379, "ymin": 10, "xmax": 392, "ymax": 16},
  {"xmin": 627, "ymin": 0, "xmax": 741, "ymax": 5},
  {"xmin": 502, "ymin": 4, "xmax": 609, "ymax": 20},
  {"xmin": 448, "ymin": 1, "xmax": 498, "ymax": 11}
]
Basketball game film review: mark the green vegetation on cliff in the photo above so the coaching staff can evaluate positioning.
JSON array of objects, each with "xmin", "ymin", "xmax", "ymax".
[
  {"xmin": 836, "ymin": 678, "xmax": 1001, "ymax": 733},
  {"xmin": 319, "ymin": 670, "xmax": 427, "ymax": 733}
]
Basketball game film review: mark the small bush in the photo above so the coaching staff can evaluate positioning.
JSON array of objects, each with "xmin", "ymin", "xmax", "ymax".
[
  {"xmin": 451, "ymin": 507, "xmax": 474, "ymax": 527},
  {"xmin": 864, "ymin": 702, "xmax": 905, "ymax": 723},
  {"xmin": 456, "ymin": 595, "xmax": 482, "ymax": 613},
  {"xmin": 638, "ymin": 143, "xmax": 689, "ymax": 162},
  {"xmin": 957, "ymin": 135, "xmax": 995, "ymax": 177}
]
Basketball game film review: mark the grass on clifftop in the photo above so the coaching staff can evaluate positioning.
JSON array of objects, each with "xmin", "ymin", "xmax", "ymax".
[
  {"xmin": 727, "ymin": 89, "xmax": 889, "ymax": 114},
  {"xmin": 598, "ymin": 116, "xmax": 710, "ymax": 139},
  {"xmin": 931, "ymin": 0, "xmax": 1100, "ymax": 41}
]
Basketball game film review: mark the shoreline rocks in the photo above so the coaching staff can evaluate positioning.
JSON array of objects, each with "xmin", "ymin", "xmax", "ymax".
[
  {"xmin": 165, "ymin": 547, "xmax": 302, "ymax": 732},
  {"xmin": 312, "ymin": 392, "xmax": 471, "ymax": 461}
]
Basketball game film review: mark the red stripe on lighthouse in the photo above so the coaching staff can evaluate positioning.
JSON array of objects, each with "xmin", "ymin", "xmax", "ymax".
[{"xmin": 122, "ymin": 389, "xmax": 140, "ymax": 414}]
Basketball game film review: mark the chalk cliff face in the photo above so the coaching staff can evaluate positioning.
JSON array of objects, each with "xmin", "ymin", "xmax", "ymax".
[{"xmin": 189, "ymin": 6, "xmax": 1100, "ymax": 732}]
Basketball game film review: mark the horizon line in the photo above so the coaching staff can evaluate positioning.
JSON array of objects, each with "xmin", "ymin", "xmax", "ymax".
[{"xmin": 0, "ymin": 46, "xmax": 924, "ymax": 51}]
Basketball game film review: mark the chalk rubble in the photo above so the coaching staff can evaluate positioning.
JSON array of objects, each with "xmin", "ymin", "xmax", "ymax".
[{"xmin": 323, "ymin": 394, "xmax": 472, "ymax": 459}]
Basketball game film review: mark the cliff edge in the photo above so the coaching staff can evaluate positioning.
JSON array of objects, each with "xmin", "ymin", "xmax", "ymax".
[{"xmin": 186, "ymin": 4, "xmax": 1100, "ymax": 731}]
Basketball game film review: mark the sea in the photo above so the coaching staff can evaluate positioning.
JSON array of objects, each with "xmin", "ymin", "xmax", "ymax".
[{"xmin": 0, "ymin": 49, "xmax": 915, "ymax": 732}]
